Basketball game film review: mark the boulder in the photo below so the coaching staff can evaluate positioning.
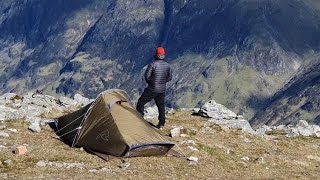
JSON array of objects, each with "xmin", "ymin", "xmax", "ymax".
[{"xmin": 197, "ymin": 100, "xmax": 238, "ymax": 120}]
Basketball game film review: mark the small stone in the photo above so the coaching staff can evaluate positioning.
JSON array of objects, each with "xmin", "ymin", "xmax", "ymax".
[
  {"xmin": 180, "ymin": 134, "xmax": 189, "ymax": 138},
  {"xmin": 187, "ymin": 156, "xmax": 198, "ymax": 162},
  {"xmin": 226, "ymin": 149, "xmax": 235, "ymax": 155},
  {"xmin": 36, "ymin": 160, "xmax": 47, "ymax": 167},
  {"xmin": 0, "ymin": 125, "xmax": 6, "ymax": 130},
  {"xmin": 13, "ymin": 145, "xmax": 28, "ymax": 155},
  {"xmin": 0, "ymin": 131, "xmax": 9, "ymax": 138},
  {"xmin": 28, "ymin": 122, "xmax": 41, "ymax": 133},
  {"xmin": 119, "ymin": 161, "xmax": 130, "ymax": 170},
  {"xmin": 180, "ymin": 140, "xmax": 196, "ymax": 146},
  {"xmin": 7, "ymin": 128, "xmax": 18, "ymax": 133},
  {"xmin": 241, "ymin": 156, "xmax": 250, "ymax": 161},
  {"xmin": 188, "ymin": 146, "xmax": 199, "ymax": 152},
  {"xmin": 170, "ymin": 127, "xmax": 181, "ymax": 138},
  {"xmin": 192, "ymin": 108, "xmax": 200, "ymax": 115},
  {"xmin": 89, "ymin": 169, "xmax": 99, "ymax": 173},
  {"xmin": 3, "ymin": 159, "xmax": 12, "ymax": 166}
]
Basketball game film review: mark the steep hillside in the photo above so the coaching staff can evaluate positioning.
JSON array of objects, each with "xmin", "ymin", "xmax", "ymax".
[
  {"xmin": 251, "ymin": 59, "xmax": 320, "ymax": 127},
  {"xmin": 0, "ymin": 0, "xmax": 320, "ymax": 119}
]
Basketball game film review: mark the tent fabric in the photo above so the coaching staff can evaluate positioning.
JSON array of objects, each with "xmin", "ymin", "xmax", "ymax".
[{"xmin": 56, "ymin": 89, "xmax": 176, "ymax": 159}]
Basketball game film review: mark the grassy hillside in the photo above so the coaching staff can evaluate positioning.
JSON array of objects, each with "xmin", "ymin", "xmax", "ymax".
[{"xmin": 1, "ymin": 111, "xmax": 320, "ymax": 179}]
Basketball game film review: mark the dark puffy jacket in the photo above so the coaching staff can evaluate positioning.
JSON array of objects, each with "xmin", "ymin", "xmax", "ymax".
[{"xmin": 145, "ymin": 60, "xmax": 172, "ymax": 93}]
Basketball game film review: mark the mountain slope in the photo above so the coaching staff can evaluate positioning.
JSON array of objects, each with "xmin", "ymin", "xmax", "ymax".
[
  {"xmin": 0, "ymin": 0, "xmax": 320, "ymax": 120},
  {"xmin": 251, "ymin": 59, "xmax": 320, "ymax": 127}
]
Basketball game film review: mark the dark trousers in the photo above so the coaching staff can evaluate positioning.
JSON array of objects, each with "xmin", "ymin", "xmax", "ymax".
[{"xmin": 136, "ymin": 88, "xmax": 166, "ymax": 126}]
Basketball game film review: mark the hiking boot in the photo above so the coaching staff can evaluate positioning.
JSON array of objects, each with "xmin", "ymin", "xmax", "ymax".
[{"xmin": 156, "ymin": 125, "xmax": 164, "ymax": 130}]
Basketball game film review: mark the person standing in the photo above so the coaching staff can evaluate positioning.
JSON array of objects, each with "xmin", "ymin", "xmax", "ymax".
[{"xmin": 137, "ymin": 47, "xmax": 172, "ymax": 129}]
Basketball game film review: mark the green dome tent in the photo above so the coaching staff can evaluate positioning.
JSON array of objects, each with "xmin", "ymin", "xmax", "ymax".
[{"xmin": 55, "ymin": 89, "xmax": 179, "ymax": 160}]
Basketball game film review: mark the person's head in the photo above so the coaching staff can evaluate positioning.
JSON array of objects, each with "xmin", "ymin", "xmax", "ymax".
[{"xmin": 155, "ymin": 47, "xmax": 165, "ymax": 60}]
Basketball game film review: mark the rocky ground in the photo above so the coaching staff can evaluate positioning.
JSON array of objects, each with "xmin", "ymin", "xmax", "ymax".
[{"xmin": 0, "ymin": 92, "xmax": 320, "ymax": 179}]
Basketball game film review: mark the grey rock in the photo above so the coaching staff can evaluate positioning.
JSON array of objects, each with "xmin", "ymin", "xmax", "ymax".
[
  {"xmin": 36, "ymin": 160, "xmax": 47, "ymax": 167},
  {"xmin": 255, "ymin": 127, "xmax": 267, "ymax": 136},
  {"xmin": 170, "ymin": 127, "xmax": 182, "ymax": 138},
  {"xmin": 74, "ymin": 94, "xmax": 91, "ymax": 107},
  {"xmin": 3, "ymin": 159, "xmax": 12, "ymax": 166},
  {"xmin": 187, "ymin": 156, "xmax": 198, "ymax": 162},
  {"xmin": 241, "ymin": 156, "xmax": 250, "ymax": 161},
  {"xmin": 287, "ymin": 128, "xmax": 300, "ymax": 138},
  {"xmin": 0, "ymin": 125, "xmax": 6, "ymax": 130},
  {"xmin": 119, "ymin": 161, "xmax": 130, "ymax": 170},
  {"xmin": 297, "ymin": 126, "xmax": 313, "ymax": 137},
  {"xmin": 205, "ymin": 119, "xmax": 255, "ymax": 134},
  {"xmin": 197, "ymin": 100, "xmax": 238, "ymax": 120},
  {"xmin": 25, "ymin": 116, "xmax": 43, "ymax": 124},
  {"xmin": 192, "ymin": 108, "xmax": 200, "ymax": 114},
  {"xmin": 274, "ymin": 125, "xmax": 286, "ymax": 130},
  {"xmin": 296, "ymin": 120, "xmax": 309, "ymax": 128},
  {"xmin": 100, "ymin": 167, "xmax": 112, "ymax": 173},
  {"xmin": 89, "ymin": 169, "xmax": 99, "ymax": 173},
  {"xmin": 28, "ymin": 122, "xmax": 41, "ymax": 133},
  {"xmin": 144, "ymin": 106, "xmax": 159, "ymax": 120},
  {"xmin": 0, "ymin": 105, "xmax": 24, "ymax": 121},
  {"xmin": 59, "ymin": 96, "xmax": 78, "ymax": 107}
]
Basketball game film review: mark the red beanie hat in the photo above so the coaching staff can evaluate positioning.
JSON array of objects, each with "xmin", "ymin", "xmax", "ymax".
[{"xmin": 156, "ymin": 47, "xmax": 165, "ymax": 55}]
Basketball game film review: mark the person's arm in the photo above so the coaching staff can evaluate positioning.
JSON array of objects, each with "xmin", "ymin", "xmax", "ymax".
[
  {"xmin": 167, "ymin": 66, "xmax": 172, "ymax": 82},
  {"xmin": 145, "ymin": 64, "xmax": 153, "ymax": 83}
]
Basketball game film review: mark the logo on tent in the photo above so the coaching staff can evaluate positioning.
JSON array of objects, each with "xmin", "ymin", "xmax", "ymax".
[{"xmin": 96, "ymin": 130, "xmax": 110, "ymax": 142}]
